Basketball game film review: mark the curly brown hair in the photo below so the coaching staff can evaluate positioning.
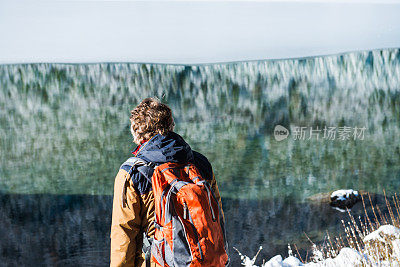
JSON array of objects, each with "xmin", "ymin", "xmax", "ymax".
[{"xmin": 130, "ymin": 98, "xmax": 175, "ymax": 144}]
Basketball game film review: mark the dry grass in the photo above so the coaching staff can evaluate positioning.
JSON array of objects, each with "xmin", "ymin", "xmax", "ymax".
[{"xmin": 297, "ymin": 191, "xmax": 400, "ymax": 266}]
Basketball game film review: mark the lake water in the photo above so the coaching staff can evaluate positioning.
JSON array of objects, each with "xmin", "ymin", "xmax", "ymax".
[{"xmin": 1, "ymin": 49, "xmax": 399, "ymax": 265}]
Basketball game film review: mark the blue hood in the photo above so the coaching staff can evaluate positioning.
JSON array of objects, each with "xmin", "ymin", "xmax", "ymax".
[
  {"xmin": 136, "ymin": 132, "xmax": 194, "ymax": 165},
  {"xmin": 121, "ymin": 132, "xmax": 213, "ymax": 195}
]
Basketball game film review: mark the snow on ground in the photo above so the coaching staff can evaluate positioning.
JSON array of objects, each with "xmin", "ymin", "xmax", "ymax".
[
  {"xmin": 363, "ymin": 225, "xmax": 400, "ymax": 243},
  {"xmin": 238, "ymin": 225, "xmax": 400, "ymax": 267}
]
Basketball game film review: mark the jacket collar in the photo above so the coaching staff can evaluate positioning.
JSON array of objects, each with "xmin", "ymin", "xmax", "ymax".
[{"xmin": 135, "ymin": 132, "xmax": 194, "ymax": 164}]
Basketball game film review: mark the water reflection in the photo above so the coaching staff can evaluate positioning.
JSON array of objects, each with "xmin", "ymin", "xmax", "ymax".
[
  {"xmin": 1, "ymin": 49, "xmax": 399, "ymax": 197},
  {"xmin": 0, "ymin": 194, "xmax": 111, "ymax": 266},
  {"xmin": 0, "ymin": 49, "xmax": 399, "ymax": 264},
  {"xmin": 0, "ymin": 193, "xmax": 393, "ymax": 266}
]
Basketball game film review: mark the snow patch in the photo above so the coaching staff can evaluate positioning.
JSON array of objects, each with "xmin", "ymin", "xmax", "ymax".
[
  {"xmin": 391, "ymin": 239, "xmax": 400, "ymax": 260},
  {"xmin": 282, "ymin": 256, "xmax": 303, "ymax": 266},
  {"xmin": 363, "ymin": 225, "xmax": 400, "ymax": 243},
  {"xmin": 330, "ymin": 189, "xmax": 359, "ymax": 201},
  {"xmin": 235, "ymin": 246, "xmax": 263, "ymax": 266},
  {"xmin": 238, "ymin": 225, "xmax": 400, "ymax": 267}
]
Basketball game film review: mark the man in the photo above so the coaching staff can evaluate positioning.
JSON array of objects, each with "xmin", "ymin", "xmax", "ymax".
[{"xmin": 110, "ymin": 98, "xmax": 226, "ymax": 266}]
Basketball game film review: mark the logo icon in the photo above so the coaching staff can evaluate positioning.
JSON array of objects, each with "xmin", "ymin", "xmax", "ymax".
[{"xmin": 274, "ymin": 125, "xmax": 289, "ymax": 141}]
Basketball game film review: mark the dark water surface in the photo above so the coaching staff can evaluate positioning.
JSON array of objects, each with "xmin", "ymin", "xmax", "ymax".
[
  {"xmin": 1, "ymin": 49, "xmax": 400, "ymax": 265},
  {"xmin": 1, "ymin": 193, "xmax": 392, "ymax": 266}
]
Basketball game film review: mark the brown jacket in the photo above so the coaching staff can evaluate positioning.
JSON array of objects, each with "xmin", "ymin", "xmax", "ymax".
[{"xmin": 110, "ymin": 135, "xmax": 224, "ymax": 266}]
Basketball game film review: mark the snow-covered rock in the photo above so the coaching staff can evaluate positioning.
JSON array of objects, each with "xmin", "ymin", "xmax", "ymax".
[
  {"xmin": 331, "ymin": 190, "xmax": 359, "ymax": 201},
  {"xmin": 330, "ymin": 189, "xmax": 360, "ymax": 209},
  {"xmin": 301, "ymin": 248, "xmax": 363, "ymax": 266},
  {"xmin": 330, "ymin": 248, "xmax": 363, "ymax": 266},
  {"xmin": 282, "ymin": 256, "xmax": 303, "ymax": 266},
  {"xmin": 364, "ymin": 225, "xmax": 400, "ymax": 243},
  {"xmin": 260, "ymin": 255, "xmax": 304, "ymax": 267},
  {"xmin": 263, "ymin": 255, "xmax": 284, "ymax": 267}
]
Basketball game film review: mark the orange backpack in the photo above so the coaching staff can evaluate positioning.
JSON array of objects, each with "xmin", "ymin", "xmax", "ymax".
[{"xmin": 150, "ymin": 162, "xmax": 229, "ymax": 266}]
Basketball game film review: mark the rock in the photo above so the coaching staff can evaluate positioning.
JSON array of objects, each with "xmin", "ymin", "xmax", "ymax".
[
  {"xmin": 306, "ymin": 192, "xmax": 331, "ymax": 203},
  {"xmin": 330, "ymin": 189, "xmax": 361, "ymax": 209}
]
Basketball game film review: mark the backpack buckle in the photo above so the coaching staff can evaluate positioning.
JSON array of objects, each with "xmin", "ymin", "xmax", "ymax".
[{"xmin": 146, "ymin": 162, "xmax": 156, "ymax": 169}]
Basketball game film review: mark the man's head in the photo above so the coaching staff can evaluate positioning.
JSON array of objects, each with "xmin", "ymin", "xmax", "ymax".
[{"xmin": 130, "ymin": 98, "xmax": 175, "ymax": 145}]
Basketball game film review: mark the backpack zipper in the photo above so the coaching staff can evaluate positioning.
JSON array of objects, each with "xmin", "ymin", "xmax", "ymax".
[
  {"xmin": 187, "ymin": 208, "xmax": 204, "ymax": 261},
  {"xmin": 183, "ymin": 202, "xmax": 188, "ymax": 220}
]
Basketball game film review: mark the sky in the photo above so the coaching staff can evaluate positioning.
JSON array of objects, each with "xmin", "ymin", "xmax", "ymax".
[{"xmin": 0, "ymin": 0, "xmax": 399, "ymax": 64}]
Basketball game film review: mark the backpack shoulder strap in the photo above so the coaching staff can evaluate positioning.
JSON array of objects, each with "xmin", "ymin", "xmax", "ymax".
[
  {"xmin": 121, "ymin": 157, "xmax": 156, "ymax": 176},
  {"xmin": 120, "ymin": 157, "xmax": 155, "ymax": 208},
  {"xmin": 120, "ymin": 157, "xmax": 148, "ymax": 170}
]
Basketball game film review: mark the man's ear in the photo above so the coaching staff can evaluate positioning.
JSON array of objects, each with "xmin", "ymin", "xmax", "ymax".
[{"xmin": 130, "ymin": 125, "xmax": 140, "ymax": 145}]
